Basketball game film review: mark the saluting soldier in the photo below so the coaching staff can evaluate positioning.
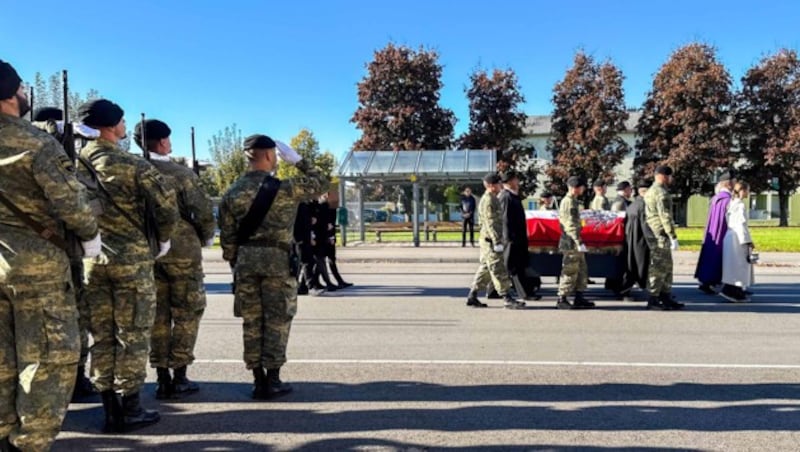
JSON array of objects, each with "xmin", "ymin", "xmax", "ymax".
[
  {"xmin": 557, "ymin": 176, "xmax": 595, "ymax": 310},
  {"xmin": 590, "ymin": 180, "xmax": 610, "ymax": 210},
  {"xmin": 78, "ymin": 99, "xmax": 178, "ymax": 432},
  {"xmin": 643, "ymin": 166, "xmax": 684, "ymax": 310},
  {"xmin": 465, "ymin": 173, "xmax": 525, "ymax": 310},
  {"xmin": 219, "ymin": 136, "xmax": 327, "ymax": 400},
  {"xmin": 134, "ymin": 119, "xmax": 216, "ymax": 400},
  {"xmin": 0, "ymin": 60, "xmax": 100, "ymax": 451}
]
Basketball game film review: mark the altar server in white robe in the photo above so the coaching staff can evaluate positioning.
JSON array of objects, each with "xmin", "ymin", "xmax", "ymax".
[{"xmin": 720, "ymin": 182, "xmax": 754, "ymax": 302}]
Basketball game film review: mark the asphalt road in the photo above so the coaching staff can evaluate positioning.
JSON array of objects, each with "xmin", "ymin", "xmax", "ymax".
[{"xmin": 55, "ymin": 258, "xmax": 800, "ymax": 451}]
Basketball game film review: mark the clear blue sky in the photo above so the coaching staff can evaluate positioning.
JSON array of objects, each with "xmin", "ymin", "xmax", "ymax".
[{"xmin": 3, "ymin": 0, "xmax": 799, "ymax": 164}]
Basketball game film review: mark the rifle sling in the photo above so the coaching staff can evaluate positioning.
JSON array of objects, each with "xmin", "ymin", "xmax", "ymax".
[
  {"xmin": 0, "ymin": 190, "xmax": 69, "ymax": 250},
  {"xmin": 78, "ymin": 155, "xmax": 147, "ymax": 235},
  {"xmin": 235, "ymin": 175, "xmax": 282, "ymax": 245}
]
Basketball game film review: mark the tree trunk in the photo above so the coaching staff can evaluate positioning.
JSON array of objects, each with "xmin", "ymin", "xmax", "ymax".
[{"xmin": 779, "ymin": 189, "xmax": 789, "ymax": 227}]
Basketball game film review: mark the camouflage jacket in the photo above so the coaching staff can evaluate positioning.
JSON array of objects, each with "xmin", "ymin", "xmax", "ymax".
[
  {"xmin": 149, "ymin": 156, "xmax": 215, "ymax": 264},
  {"xmin": 219, "ymin": 160, "xmax": 328, "ymax": 273},
  {"xmin": 79, "ymin": 138, "xmax": 178, "ymax": 265},
  {"xmin": 590, "ymin": 194, "xmax": 610, "ymax": 211},
  {"xmin": 558, "ymin": 193, "xmax": 582, "ymax": 251},
  {"xmin": 478, "ymin": 192, "xmax": 502, "ymax": 246},
  {"xmin": 0, "ymin": 113, "xmax": 98, "ymax": 279},
  {"xmin": 644, "ymin": 181, "xmax": 676, "ymax": 242}
]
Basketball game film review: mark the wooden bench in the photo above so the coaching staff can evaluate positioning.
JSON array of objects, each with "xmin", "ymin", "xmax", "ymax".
[
  {"xmin": 368, "ymin": 222, "xmax": 413, "ymax": 242},
  {"xmin": 426, "ymin": 222, "xmax": 464, "ymax": 242},
  {"xmin": 366, "ymin": 221, "xmax": 469, "ymax": 242}
]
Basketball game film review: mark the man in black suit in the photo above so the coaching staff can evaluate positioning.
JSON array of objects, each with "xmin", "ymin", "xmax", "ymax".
[
  {"xmin": 460, "ymin": 187, "xmax": 476, "ymax": 247},
  {"xmin": 498, "ymin": 171, "xmax": 539, "ymax": 299}
]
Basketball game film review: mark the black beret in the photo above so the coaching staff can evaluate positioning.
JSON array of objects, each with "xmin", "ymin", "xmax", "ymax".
[
  {"xmin": 78, "ymin": 99, "xmax": 124, "ymax": 128},
  {"xmin": 133, "ymin": 119, "xmax": 171, "ymax": 149},
  {"xmin": 637, "ymin": 179, "xmax": 652, "ymax": 189},
  {"xmin": 718, "ymin": 170, "xmax": 735, "ymax": 182},
  {"xmin": 500, "ymin": 170, "xmax": 519, "ymax": 183},
  {"xmin": 483, "ymin": 172, "xmax": 501, "ymax": 184},
  {"xmin": 500, "ymin": 149, "xmax": 515, "ymax": 162},
  {"xmin": 243, "ymin": 134, "xmax": 276, "ymax": 150},
  {"xmin": 593, "ymin": 179, "xmax": 606, "ymax": 188},
  {"xmin": 567, "ymin": 176, "xmax": 586, "ymax": 188},
  {"xmin": 0, "ymin": 60, "xmax": 22, "ymax": 100},
  {"xmin": 540, "ymin": 191, "xmax": 554, "ymax": 198},
  {"xmin": 616, "ymin": 181, "xmax": 631, "ymax": 191},
  {"xmin": 33, "ymin": 107, "xmax": 63, "ymax": 122},
  {"xmin": 655, "ymin": 165, "xmax": 673, "ymax": 176}
]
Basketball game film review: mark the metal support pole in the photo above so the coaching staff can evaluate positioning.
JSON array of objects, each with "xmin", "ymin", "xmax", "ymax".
[
  {"xmin": 412, "ymin": 182, "xmax": 420, "ymax": 247},
  {"xmin": 358, "ymin": 183, "xmax": 365, "ymax": 242},
  {"xmin": 423, "ymin": 185, "xmax": 429, "ymax": 241},
  {"xmin": 339, "ymin": 181, "xmax": 347, "ymax": 247}
]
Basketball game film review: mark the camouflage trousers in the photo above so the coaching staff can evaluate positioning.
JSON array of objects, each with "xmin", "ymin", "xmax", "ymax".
[
  {"xmin": 0, "ymin": 272, "xmax": 79, "ymax": 452},
  {"xmin": 67, "ymin": 259, "xmax": 90, "ymax": 368},
  {"xmin": 648, "ymin": 246, "xmax": 673, "ymax": 295},
  {"xmin": 470, "ymin": 242, "xmax": 511, "ymax": 295},
  {"xmin": 149, "ymin": 261, "xmax": 206, "ymax": 369},
  {"xmin": 235, "ymin": 268, "xmax": 298, "ymax": 370},
  {"xmin": 558, "ymin": 251, "xmax": 588, "ymax": 296},
  {"xmin": 83, "ymin": 261, "xmax": 156, "ymax": 395}
]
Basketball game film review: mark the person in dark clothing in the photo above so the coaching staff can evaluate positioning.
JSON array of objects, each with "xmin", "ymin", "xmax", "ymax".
[
  {"xmin": 320, "ymin": 192, "xmax": 352, "ymax": 289},
  {"xmin": 460, "ymin": 187, "xmax": 476, "ymax": 247},
  {"xmin": 294, "ymin": 202, "xmax": 324, "ymax": 295},
  {"xmin": 621, "ymin": 180, "xmax": 654, "ymax": 297},
  {"xmin": 498, "ymin": 171, "xmax": 540, "ymax": 299},
  {"xmin": 309, "ymin": 199, "xmax": 338, "ymax": 292},
  {"xmin": 605, "ymin": 180, "xmax": 634, "ymax": 296}
]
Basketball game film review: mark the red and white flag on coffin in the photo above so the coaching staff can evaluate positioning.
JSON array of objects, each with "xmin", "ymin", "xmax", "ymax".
[{"xmin": 525, "ymin": 210, "xmax": 626, "ymax": 248}]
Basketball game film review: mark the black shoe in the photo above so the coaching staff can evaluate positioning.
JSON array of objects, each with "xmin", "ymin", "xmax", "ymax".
[
  {"xmin": 263, "ymin": 368, "xmax": 293, "ymax": 399},
  {"xmin": 325, "ymin": 285, "xmax": 338, "ymax": 292},
  {"xmin": 297, "ymin": 285, "xmax": 309, "ymax": 295},
  {"xmin": 503, "ymin": 294, "xmax": 525, "ymax": 310},
  {"xmin": 252, "ymin": 368, "xmax": 268, "ymax": 399},
  {"xmin": 587, "ymin": 279, "xmax": 597, "ymax": 285},
  {"xmin": 646, "ymin": 295, "xmax": 670, "ymax": 311},
  {"xmin": 336, "ymin": 282, "xmax": 354, "ymax": 289},
  {"xmin": 698, "ymin": 284, "xmax": 717, "ymax": 295},
  {"xmin": 71, "ymin": 365, "xmax": 97, "ymax": 402},
  {"xmin": 466, "ymin": 291, "xmax": 487, "ymax": 308},
  {"xmin": 100, "ymin": 390, "xmax": 121, "ymax": 433},
  {"xmin": 720, "ymin": 284, "xmax": 748, "ymax": 303},
  {"xmin": 556, "ymin": 296, "xmax": 574, "ymax": 310},
  {"xmin": 660, "ymin": 292, "xmax": 684, "ymax": 310},
  {"xmin": 120, "ymin": 392, "xmax": 160, "ymax": 432},
  {"xmin": 171, "ymin": 366, "xmax": 200, "ymax": 398},
  {"xmin": 487, "ymin": 289, "xmax": 502, "ymax": 299},
  {"xmin": 155, "ymin": 367, "xmax": 173, "ymax": 400},
  {"xmin": 574, "ymin": 292, "xmax": 595, "ymax": 308}
]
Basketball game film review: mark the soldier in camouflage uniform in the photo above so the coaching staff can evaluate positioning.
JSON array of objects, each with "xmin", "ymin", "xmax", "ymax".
[
  {"xmin": 30, "ymin": 107, "xmax": 97, "ymax": 401},
  {"xmin": 134, "ymin": 120, "xmax": 216, "ymax": 400},
  {"xmin": 557, "ymin": 176, "xmax": 595, "ymax": 310},
  {"xmin": 219, "ymin": 135, "xmax": 328, "ymax": 399},
  {"xmin": 465, "ymin": 173, "xmax": 525, "ymax": 310},
  {"xmin": 643, "ymin": 166, "xmax": 684, "ymax": 311},
  {"xmin": 0, "ymin": 60, "xmax": 100, "ymax": 452},
  {"xmin": 77, "ymin": 100, "xmax": 178, "ymax": 432},
  {"xmin": 590, "ymin": 180, "xmax": 610, "ymax": 211}
]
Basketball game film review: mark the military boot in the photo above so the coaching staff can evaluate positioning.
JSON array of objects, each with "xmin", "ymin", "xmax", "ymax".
[
  {"xmin": 573, "ymin": 292, "xmax": 595, "ymax": 309},
  {"xmin": 503, "ymin": 294, "xmax": 525, "ymax": 310},
  {"xmin": 172, "ymin": 366, "xmax": 200, "ymax": 398},
  {"xmin": 556, "ymin": 296, "xmax": 574, "ymax": 310},
  {"xmin": 646, "ymin": 295, "xmax": 669, "ymax": 311},
  {"xmin": 120, "ymin": 392, "xmax": 160, "ymax": 431},
  {"xmin": 466, "ymin": 290, "xmax": 487, "ymax": 308},
  {"xmin": 660, "ymin": 292, "xmax": 684, "ymax": 310},
  {"xmin": 71, "ymin": 365, "xmax": 97, "ymax": 401},
  {"xmin": 252, "ymin": 367, "xmax": 268, "ymax": 399},
  {"xmin": 100, "ymin": 390, "xmax": 121, "ymax": 433},
  {"xmin": 155, "ymin": 367, "xmax": 173, "ymax": 400},
  {"xmin": 265, "ymin": 368, "xmax": 293, "ymax": 399}
]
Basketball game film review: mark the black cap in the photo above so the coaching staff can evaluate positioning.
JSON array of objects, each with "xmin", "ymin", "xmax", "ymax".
[
  {"xmin": 500, "ymin": 170, "xmax": 519, "ymax": 183},
  {"xmin": 616, "ymin": 181, "xmax": 631, "ymax": 191},
  {"xmin": 0, "ymin": 60, "xmax": 22, "ymax": 100},
  {"xmin": 637, "ymin": 179, "xmax": 652, "ymax": 189},
  {"xmin": 243, "ymin": 134, "xmax": 276, "ymax": 150},
  {"xmin": 593, "ymin": 179, "xmax": 606, "ymax": 188},
  {"xmin": 718, "ymin": 170, "xmax": 734, "ymax": 182},
  {"xmin": 540, "ymin": 191, "xmax": 554, "ymax": 198},
  {"xmin": 567, "ymin": 176, "xmax": 587, "ymax": 188},
  {"xmin": 483, "ymin": 172, "xmax": 501, "ymax": 184},
  {"xmin": 655, "ymin": 165, "xmax": 673, "ymax": 176},
  {"xmin": 78, "ymin": 99, "xmax": 124, "ymax": 128},
  {"xmin": 133, "ymin": 119, "xmax": 171, "ymax": 149},
  {"xmin": 33, "ymin": 107, "xmax": 63, "ymax": 122}
]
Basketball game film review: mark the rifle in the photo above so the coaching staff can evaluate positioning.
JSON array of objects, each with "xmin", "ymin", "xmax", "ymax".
[
  {"xmin": 138, "ymin": 113, "xmax": 160, "ymax": 257},
  {"xmin": 29, "ymin": 86, "xmax": 34, "ymax": 121},
  {"xmin": 191, "ymin": 126, "xmax": 199, "ymax": 175},
  {"xmin": 61, "ymin": 70, "xmax": 85, "ymax": 296}
]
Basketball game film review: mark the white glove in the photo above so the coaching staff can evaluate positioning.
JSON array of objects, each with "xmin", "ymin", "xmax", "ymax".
[
  {"xmin": 155, "ymin": 240, "xmax": 171, "ymax": 259},
  {"xmin": 577, "ymin": 243, "xmax": 588, "ymax": 253},
  {"xmin": 81, "ymin": 233, "xmax": 102, "ymax": 258},
  {"xmin": 75, "ymin": 123, "xmax": 101, "ymax": 138},
  {"xmin": 493, "ymin": 244, "xmax": 504, "ymax": 253},
  {"xmin": 205, "ymin": 238, "xmax": 215, "ymax": 247},
  {"xmin": 327, "ymin": 223, "xmax": 334, "ymax": 231},
  {"xmin": 275, "ymin": 140, "xmax": 302, "ymax": 164},
  {"xmin": 670, "ymin": 239, "xmax": 679, "ymax": 251}
]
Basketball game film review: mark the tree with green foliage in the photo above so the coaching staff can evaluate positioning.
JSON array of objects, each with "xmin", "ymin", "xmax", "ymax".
[
  {"xmin": 207, "ymin": 124, "xmax": 247, "ymax": 195},
  {"xmin": 734, "ymin": 49, "xmax": 800, "ymax": 227},
  {"xmin": 276, "ymin": 128, "xmax": 336, "ymax": 181},
  {"xmin": 546, "ymin": 52, "xmax": 630, "ymax": 198},
  {"xmin": 634, "ymin": 43, "xmax": 734, "ymax": 206}
]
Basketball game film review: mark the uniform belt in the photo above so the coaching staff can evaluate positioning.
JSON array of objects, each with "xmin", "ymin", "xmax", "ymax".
[{"xmin": 238, "ymin": 240, "xmax": 292, "ymax": 252}]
